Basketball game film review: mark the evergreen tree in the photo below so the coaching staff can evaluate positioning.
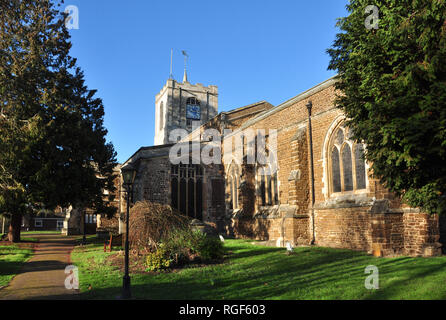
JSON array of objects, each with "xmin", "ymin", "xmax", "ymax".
[
  {"xmin": 0, "ymin": 0, "xmax": 117, "ymax": 242},
  {"xmin": 328, "ymin": 0, "xmax": 446, "ymax": 214}
]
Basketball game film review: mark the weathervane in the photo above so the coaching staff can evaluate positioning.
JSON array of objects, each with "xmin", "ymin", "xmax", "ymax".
[{"xmin": 182, "ymin": 50, "xmax": 189, "ymax": 83}]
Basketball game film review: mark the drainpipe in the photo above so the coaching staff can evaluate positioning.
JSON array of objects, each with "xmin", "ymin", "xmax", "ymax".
[
  {"xmin": 306, "ymin": 101, "xmax": 316, "ymax": 245},
  {"xmin": 281, "ymin": 215, "xmax": 286, "ymax": 248}
]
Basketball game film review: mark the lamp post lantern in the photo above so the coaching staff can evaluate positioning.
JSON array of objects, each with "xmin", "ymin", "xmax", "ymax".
[{"xmin": 121, "ymin": 163, "xmax": 136, "ymax": 299}]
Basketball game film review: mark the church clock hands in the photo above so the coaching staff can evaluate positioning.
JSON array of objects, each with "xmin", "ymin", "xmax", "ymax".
[{"xmin": 186, "ymin": 104, "xmax": 201, "ymax": 120}]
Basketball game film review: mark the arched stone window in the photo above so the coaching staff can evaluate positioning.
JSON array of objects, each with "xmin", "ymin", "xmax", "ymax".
[
  {"xmin": 257, "ymin": 165, "xmax": 279, "ymax": 206},
  {"xmin": 341, "ymin": 144, "xmax": 353, "ymax": 191},
  {"xmin": 331, "ymin": 147, "xmax": 341, "ymax": 192},
  {"xmin": 354, "ymin": 144, "xmax": 366, "ymax": 189},
  {"xmin": 228, "ymin": 176, "xmax": 234, "ymax": 209},
  {"xmin": 171, "ymin": 164, "xmax": 203, "ymax": 220},
  {"xmin": 228, "ymin": 164, "xmax": 240, "ymax": 210},
  {"xmin": 328, "ymin": 123, "xmax": 367, "ymax": 194},
  {"xmin": 186, "ymin": 97, "xmax": 200, "ymax": 106}
]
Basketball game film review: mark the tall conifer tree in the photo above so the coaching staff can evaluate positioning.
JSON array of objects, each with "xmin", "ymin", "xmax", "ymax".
[
  {"xmin": 0, "ymin": 0, "xmax": 117, "ymax": 242},
  {"xmin": 328, "ymin": 0, "xmax": 446, "ymax": 214}
]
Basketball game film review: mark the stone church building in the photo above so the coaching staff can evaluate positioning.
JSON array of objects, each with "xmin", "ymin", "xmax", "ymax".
[{"xmin": 121, "ymin": 72, "xmax": 444, "ymax": 257}]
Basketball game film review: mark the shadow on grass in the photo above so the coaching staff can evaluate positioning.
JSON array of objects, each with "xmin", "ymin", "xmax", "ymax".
[
  {"xmin": 364, "ymin": 260, "xmax": 446, "ymax": 300},
  {"xmin": 74, "ymin": 242, "xmax": 446, "ymax": 300},
  {"xmin": 0, "ymin": 246, "xmax": 33, "ymax": 287},
  {"xmin": 0, "ymin": 261, "xmax": 26, "ymax": 278}
]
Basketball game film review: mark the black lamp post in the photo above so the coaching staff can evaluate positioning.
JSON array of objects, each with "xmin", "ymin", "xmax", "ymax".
[
  {"xmin": 121, "ymin": 163, "xmax": 136, "ymax": 299},
  {"xmin": 82, "ymin": 211, "xmax": 87, "ymax": 245}
]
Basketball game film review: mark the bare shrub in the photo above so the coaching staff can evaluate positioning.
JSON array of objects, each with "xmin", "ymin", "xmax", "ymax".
[{"xmin": 128, "ymin": 201, "xmax": 190, "ymax": 252}]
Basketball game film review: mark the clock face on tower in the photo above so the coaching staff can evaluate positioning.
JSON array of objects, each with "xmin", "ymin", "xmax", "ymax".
[{"xmin": 186, "ymin": 104, "xmax": 201, "ymax": 120}]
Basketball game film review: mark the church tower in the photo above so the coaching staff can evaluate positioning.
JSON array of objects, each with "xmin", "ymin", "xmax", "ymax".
[{"xmin": 154, "ymin": 75, "xmax": 218, "ymax": 145}]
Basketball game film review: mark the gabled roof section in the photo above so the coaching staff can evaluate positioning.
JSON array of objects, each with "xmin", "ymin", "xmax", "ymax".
[
  {"xmin": 123, "ymin": 143, "xmax": 174, "ymax": 165},
  {"xmin": 224, "ymin": 100, "xmax": 271, "ymax": 116},
  {"xmin": 180, "ymin": 100, "xmax": 274, "ymax": 143},
  {"xmin": 226, "ymin": 76, "xmax": 338, "ymax": 137}
]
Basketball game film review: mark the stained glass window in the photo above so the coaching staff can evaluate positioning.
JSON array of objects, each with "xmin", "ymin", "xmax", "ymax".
[
  {"xmin": 330, "ymin": 122, "xmax": 367, "ymax": 194},
  {"xmin": 335, "ymin": 128, "xmax": 344, "ymax": 145},
  {"xmin": 355, "ymin": 144, "xmax": 366, "ymax": 190},
  {"xmin": 331, "ymin": 147, "xmax": 341, "ymax": 193},
  {"xmin": 342, "ymin": 144, "xmax": 353, "ymax": 191}
]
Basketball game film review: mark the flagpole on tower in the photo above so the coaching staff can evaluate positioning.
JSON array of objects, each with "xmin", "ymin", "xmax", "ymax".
[{"xmin": 169, "ymin": 48, "xmax": 173, "ymax": 79}]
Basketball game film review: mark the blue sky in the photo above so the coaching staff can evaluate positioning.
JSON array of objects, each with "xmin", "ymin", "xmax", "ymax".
[{"xmin": 66, "ymin": 0, "xmax": 349, "ymax": 163}]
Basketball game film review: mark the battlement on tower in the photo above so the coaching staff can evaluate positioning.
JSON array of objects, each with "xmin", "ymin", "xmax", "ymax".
[{"xmin": 154, "ymin": 79, "xmax": 218, "ymax": 146}]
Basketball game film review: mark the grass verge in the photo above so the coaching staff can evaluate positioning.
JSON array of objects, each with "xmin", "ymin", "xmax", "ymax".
[
  {"xmin": 0, "ymin": 243, "xmax": 34, "ymax": 287},
  {"xmin": 21, "ymin": 231, "xmax": 61, "ymax": 235},
  {"xmin": 71, "ymin": 239, "xmax": 446, "ymax": 300}
]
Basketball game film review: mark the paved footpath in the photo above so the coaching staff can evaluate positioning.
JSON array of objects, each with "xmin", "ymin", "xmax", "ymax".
[{"xmin": 0, "ymin": 234, "xmax": 80, "ymax": 300}]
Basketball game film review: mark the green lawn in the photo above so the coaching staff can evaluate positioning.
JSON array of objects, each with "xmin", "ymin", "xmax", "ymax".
[
  {"xmin": 0, "ymin": 244, "xmax": 33, "ymax": 287},
  {"xmin": 71, "ymin": 239, "xmax": 446, "ymax": 300},
  {"xmin": 21, "ymin": 230, "xmax": 61, "ymax": 235}
]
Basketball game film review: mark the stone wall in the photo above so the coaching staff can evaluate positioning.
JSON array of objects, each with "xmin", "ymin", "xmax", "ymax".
[
  {"xmin": 121, "ymin": 145, "xmax": 173, "ymax": 215},
  {"xmin": 122, "ymin": 145, "xmax": 226, "ymax": 231},
  {"xmin": 225, "ymin": 78, "xmax": 442, "ymax": 257},
  {"xmin": 314, "ymin": 208, "xmax": 441, "ymax": 257},
  {"xmin": 203, "ymin": 164, "xmax": 226, "ymax": 231},
  {"xmin": 125, "ymin": 76, "xmax": 442, "ymax": 257},
  {"xmin": 136, "ymin": 157, "xmax": 171, "ymax": 205},
  {"xmin": 403, "ymin": 213, "xmax": 441, "ymax": 256},
  {"xmin": 314, "ymin": 207, "xmax": 372, "ymax": 252}
]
